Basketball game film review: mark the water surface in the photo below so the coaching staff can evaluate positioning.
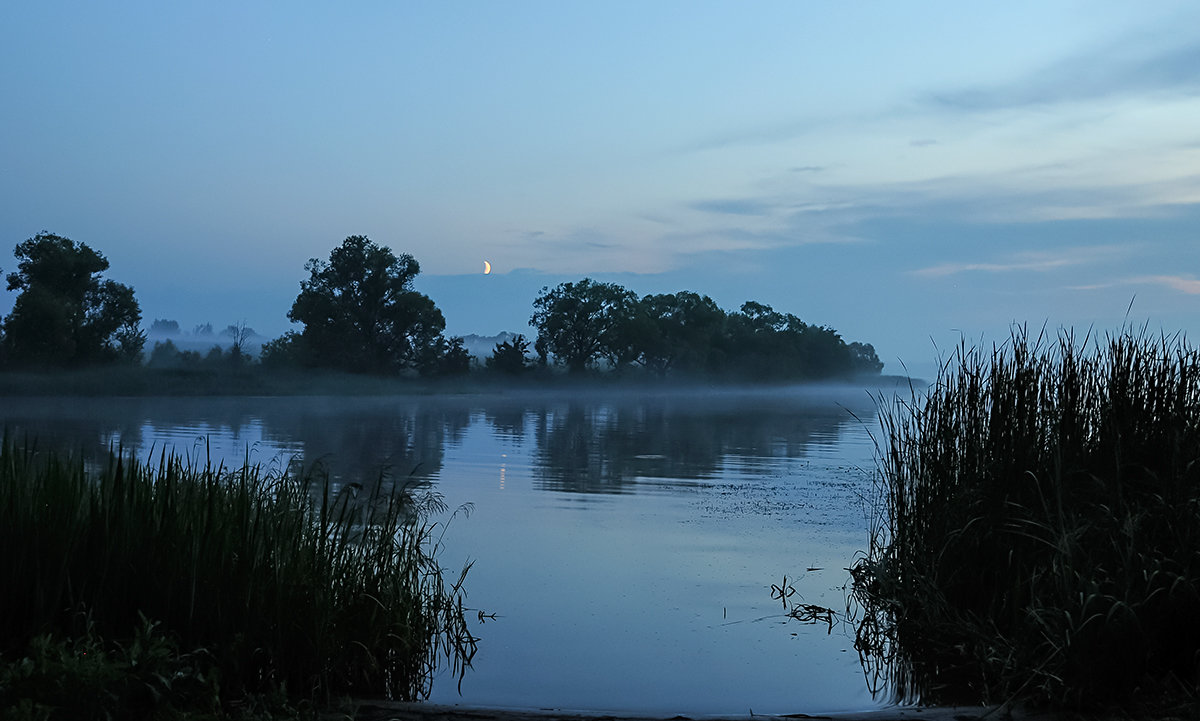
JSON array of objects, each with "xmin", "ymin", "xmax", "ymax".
[{"xmin": 0, "ymin": 385, "xmax": 888, "ymax": 715}]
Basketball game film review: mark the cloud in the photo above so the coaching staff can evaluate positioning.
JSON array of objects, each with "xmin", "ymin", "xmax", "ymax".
[
  {"xmin": 913, "ymin": 258, "xmax": 1073, "ymax": 278},
  {"xmin": 689, "ymin": 198, "xmax": 777, "ymax": 216},
  {"xmin": 799, "ymin": 162, "xmax": 1200, "ymax": 227},
  {"xmin": 1133, "ymin": 274, "xmax": 1200, "ymax": 295},
  {"xmin": 927, "ymin": 40, "xmax": 1200, "ymax": 112},
  {"xmin": 674, "ymin": 118, "xmax": 824, "ymax": 154},
  {"xmin": 911, "ymin": 246, "xmax": 1125, "ymax": 278},
  {"xmin": 1070, "ymin": 274, "xmax": 1200, "ymax": 296}
]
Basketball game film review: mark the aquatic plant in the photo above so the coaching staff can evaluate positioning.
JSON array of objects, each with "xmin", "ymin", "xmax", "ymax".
[
  {"xmin": 0, "ymin": 438, "xmax": 477, "ymax": 717},
  {"xmin": 852, "ymin": 327, "xmax": 1200, "ymax": 710}
]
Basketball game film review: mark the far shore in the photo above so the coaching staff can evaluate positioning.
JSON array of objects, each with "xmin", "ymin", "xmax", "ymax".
[{"xmin": 0, "ymin": 366, "xmax": 922, "ymax": 398}]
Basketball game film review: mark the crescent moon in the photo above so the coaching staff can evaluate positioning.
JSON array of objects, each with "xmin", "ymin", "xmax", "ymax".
[{"xmin": 483, "ymin": 260, "xmax": 492, "ymax": 275}]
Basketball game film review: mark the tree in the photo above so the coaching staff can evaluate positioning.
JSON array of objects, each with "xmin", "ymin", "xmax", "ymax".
[
  {"xmin": 716, "ymin": 301, "xmax": 791, "ymax": 378},
  {"xmin": 848, "ymin": 341, "xmax": 884, "ymax": 375},
  {"xmin": 428, "ymin": 336, "xmax": 471, "ymax": 376},
  {"xmin": 222, "ymin": 321, "xmax": 256, "ymax": 365},
  {"xmin": 149, "ymin": 319, "xmax": 180, "ymax": 336},
  {"xmin": 529, "ymin": 279, "xmax": 637, "ymax": 373},
  {"xmin": 259, "ymin": 331, "xmax": 304, "ymax": 369},
  {"xmin": 486, "ymin": 333, "xmax": 532, "ymax": 374},
  {"xmin": 287, "ymin": 235, "xmax": 448, "ymax": 374},
  {"xmin": 2, "ymin": 232, "xmax": 144, "ymax": 366},
  {"xmin": 630, "ymin": 292, "xmax": 726, "ymax": 376}
]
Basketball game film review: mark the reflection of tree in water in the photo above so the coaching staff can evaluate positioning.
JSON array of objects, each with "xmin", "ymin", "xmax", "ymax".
[
  {"xmin": 0, "ymin": 396, "xmax": 473, "ymax": 490},
  {"xmin": 0, "ymin": 397, "xmax": 178, "ymax": 462},
  {"xmin": 483, "ymin": 403, "xmax": 528, "ymax": 441},
  {"xmin": 0, "ymin": 387, "xmax": 880, "ymax": 497},
  {"xmin": 254, "ymin": 398, "xmax": 470, "ymax": 487},
  {"xmin": 532, "ymin": 403, "xmax": 704, "ymax": 493},
  {"xmin": 531, "ymin": 390, "xmax": 875, "ymax": 494}
]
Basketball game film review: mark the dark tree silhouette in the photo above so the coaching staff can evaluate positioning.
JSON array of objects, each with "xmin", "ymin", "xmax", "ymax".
[
  {"xmin": 629, "ymin": 291, "xmax": 726, "ymax": 376},
  {"xmin": 222, "ymin": 321, "xmax": 256, "ymax": 365},
  {"xmin": 2, "ymin": 232, "xmax": 144, "ymax": 365},
  {"xmin": 848, "ymin": 341, "xmax": 884, "ymax": 375},
  {"xmin": 286, "ymin": 235, "xmax": 448, "ymax": 374},
  {"xmin": 712, "ymin": 301, "xmax": 880, "ymax": 380},
  {"xmin": 486, "ymin": 333, "xmax": 532, "ymax": 374},
  {"xmin": 530, "ymin": 278, "xmax": 637, "ymax": 373},
  {"xmin": 149, "ymin": 318, "xmax": 180, "ymax": 336},
  {"xmin": 427, "ymin": 335, "xmax": 471, "ymax": 376}
]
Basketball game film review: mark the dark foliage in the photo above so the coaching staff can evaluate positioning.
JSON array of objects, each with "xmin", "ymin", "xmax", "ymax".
[
  {"xmin": 486, "ymin": 333, "xmax": 532, "ymax": 374},
  {"xmin": 286, "ymin": 235, "xmax": 451, "ymax": 374},
  {"xmin": 530, "ymin": 278, "xmax": 638, "ymax": 373},
  {"xmin": 146, "ymin": 340, "xmax": 251, "ymax": 370},
  {"xmin": 2, "ymin": 232, "xmax": 144, "ymax": 366},
  {"xmin": 0, "ymin": 440, "xmax": 478, "ymax": 715},
  {"xmin": 853, "ymin": 327, "xmax": 1200, "ymax": 711},
  {"xmin": 149, "ymin": 318, "xmax": 180, "ymax": 336},
  {"xmin": 427, "ymin": 335, "xmax": 472, "ymax": 376},
  {"xmin": 530, "ymin": 279, "xmax": 882, "ymax": 380}
]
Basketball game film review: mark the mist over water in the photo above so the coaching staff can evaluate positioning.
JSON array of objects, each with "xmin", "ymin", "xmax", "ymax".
[{"xmin": 0, "ymin": 384, "xmax": 894, "ymax": 714}]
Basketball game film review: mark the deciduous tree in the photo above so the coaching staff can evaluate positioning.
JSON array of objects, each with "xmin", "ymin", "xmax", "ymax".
[
  {"xmin": 529, "ymin": 279, "xmax": 637, "ymax": 373},
  {"xmin": 486, "ymin": 333, "xmax": 532, "ymax": 374},
  {"xmin": 2, "ymin": 232, "xmax": 144, "ymax": 365},
  {"xmin": 287, "ymin": 235, "xmax": 448, "ymax": 374},
  {"xmin": 631, "ymin": 292, "xmax": 726, "ymax": 376}
]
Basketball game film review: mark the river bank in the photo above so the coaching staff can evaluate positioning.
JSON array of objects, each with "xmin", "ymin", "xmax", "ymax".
[{"xmin": 349, "ymin": 701, "xmax": 1058, "ymax": 721}]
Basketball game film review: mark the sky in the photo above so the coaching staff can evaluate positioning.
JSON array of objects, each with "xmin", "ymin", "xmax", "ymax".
[{"xmin": 2, "ymin": 1, "xmax": 1198, "ymax": 377}]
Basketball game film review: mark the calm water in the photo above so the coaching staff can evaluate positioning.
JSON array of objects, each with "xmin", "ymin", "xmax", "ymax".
[{"xmin": 0, "ymin": 385, "xmax": 892, "ymax": 715}]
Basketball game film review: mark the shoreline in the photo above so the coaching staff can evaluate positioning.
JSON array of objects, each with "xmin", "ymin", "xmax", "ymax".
[{"xmin": 347, "ymin": 702, "xmax": 1047, "ymax": 721}]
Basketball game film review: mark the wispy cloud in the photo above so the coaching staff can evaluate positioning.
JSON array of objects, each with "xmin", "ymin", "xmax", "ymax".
[
  {"xmin": 913, "ymin": 257, "xmax": 1074, "ymax": 278},
  {"xmin": 689, "ymin": 198, "xmax": 777, "ymax": 216},
  {"xmin": 1071, "ymin": 274, "xmax": 1200, "ymax": 296},
  {"xmin": 1133, "ymin": 274, "xmax": 1200, "ymax": 295},
  {"xmin": 928, "ymin": 40, "xmax": 1200, "ymax": 112},
  {"xmin": 674, "ymin": 118, "xmax": 825, "ymax": 154},
  {"xmin": 794, "ymin": 162, "xmax": 1200, "ymax": 227},
  {"xmin": 911, "ymin": 246, "xmax": 1124, "ymax": 278}
]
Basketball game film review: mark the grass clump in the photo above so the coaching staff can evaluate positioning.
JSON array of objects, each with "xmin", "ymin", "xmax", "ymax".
[
  {"xmin": 851, "ymin": 327, "xmax": 1200, "ymax": 711},
  {"xmin": 0, "ymin": 439, "xmax": 477, "ymax": 719}
]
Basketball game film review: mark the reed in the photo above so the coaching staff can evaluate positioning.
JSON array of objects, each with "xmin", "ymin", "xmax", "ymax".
[
  {"xmin": 852, "ymin": 327, "xmax": 1200, "ymax": 710},
  {"xmin": 0, "ymin": 438, "xmax": 476, "ymax": 717}
]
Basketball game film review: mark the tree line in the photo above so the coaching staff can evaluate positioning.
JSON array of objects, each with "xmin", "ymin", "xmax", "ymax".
[{"xmin": 0, "ymin": 232, "xmax": 882, "ymax": 380}]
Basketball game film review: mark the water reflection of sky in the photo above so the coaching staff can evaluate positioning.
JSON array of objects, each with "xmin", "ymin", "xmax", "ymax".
[{"xmin": 0, "ymin": 386, "xmax": 891, "ymax": 715}]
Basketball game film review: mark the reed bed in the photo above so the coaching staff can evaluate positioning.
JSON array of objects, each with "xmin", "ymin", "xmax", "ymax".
[
  {"xmin": 851, "ymin": 327, "xmax": 1200, "ymax": 710},
  {"xmin": 0, "ymin": 439, "xmax": 476, "ymax": 718}
]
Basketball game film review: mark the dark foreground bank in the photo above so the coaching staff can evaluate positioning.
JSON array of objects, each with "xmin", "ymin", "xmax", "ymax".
[{"xmin": 348, "ymin": 701, "xmax": 1059, "ymax": 721}]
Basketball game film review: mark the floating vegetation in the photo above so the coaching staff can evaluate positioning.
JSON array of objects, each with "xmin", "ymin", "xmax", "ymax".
[
  {"xmin": 0, "ymin": 438, "xmax": 478, "ymax": 718},
  {"xmin": 774, "ymin": 574, "xmax": 838, "ymax": 634},
  {"xmin": 850, "ymin": 327, "xmax": 1200, "ymax": 711}
]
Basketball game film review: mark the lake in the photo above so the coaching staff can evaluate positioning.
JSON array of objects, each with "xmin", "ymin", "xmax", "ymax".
[{"xmin": 0, "ymin": 384, "xmax": 896, "ymax": 715}]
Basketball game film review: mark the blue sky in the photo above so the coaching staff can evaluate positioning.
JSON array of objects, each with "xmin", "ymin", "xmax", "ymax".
[{"xmin": 2, "ymin": 2, "xmax": 1198, "ymax": 376}]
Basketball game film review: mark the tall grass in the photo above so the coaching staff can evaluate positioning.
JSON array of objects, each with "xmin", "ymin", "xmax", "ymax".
[
  {"xmin": 852, "ymin": 327, "xmax": 1200, "ymax": 709},
  {"xmin": 0, "ymin": 438, "xmax": 477, "ymax": 713}
]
